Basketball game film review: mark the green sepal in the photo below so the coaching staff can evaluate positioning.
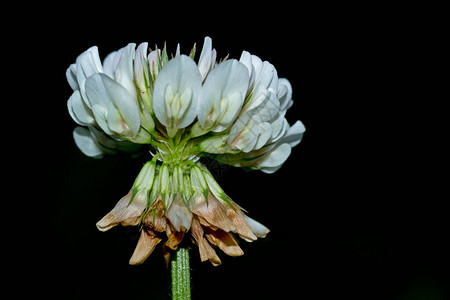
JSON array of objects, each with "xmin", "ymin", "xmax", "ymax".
[
  {"xmin": 126, "ymin": 127, "xmax": 152, "ymax": 144},
  {"xmin": 198, "ymin": 134, "xmax": 229, "ymax": 154},
  {"xmin": 130, "ymin": 186, "xmax": 140, "ymax": 206},
  {"xmin": 159, "ymin": 163, "xmax": 174, "ymax": 208},
  {"xmin": 190, "ymin": 165, "xmax": 209, "ymax": 201},
  {"xmin": 182, "ymin": 173, "xmax": 192, "ymax": 204},
  {"xmin": 149, "ymin": 171, "xmax": 161, "ymax": 206},
  {"xmin": 190, "ymin": 121, "xmax": 210, "ymax": 138},
  {"xmin": 161, "ymin": 43, "xmax": 169, "ymax": 66},
  {"xmin": 130, "ymin": 160, "xmax": 157, "ymax": 204},
  {"xmin": 173, "ymin": 164, "xmax": 184, "ymax": 197},
  {"xmin": 201, "ymin": 167, "xmax": 231, "ymax": 206},
  {"xmin": 167, "ymin": 126, "xmax": 178, "ymax": 139},
  {"xmin": 189, "ymin": 43, "xmax": 196, "ymax": 60}
]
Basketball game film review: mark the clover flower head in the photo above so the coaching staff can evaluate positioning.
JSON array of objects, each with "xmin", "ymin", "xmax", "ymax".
[{"xmin": 67, "ymin": 37, "xmax": 305, "ymax": 265}]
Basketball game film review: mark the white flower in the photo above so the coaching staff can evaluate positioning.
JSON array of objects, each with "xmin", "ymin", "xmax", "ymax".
[
  {"xmin": 217, "ymin": 120, "xmax": 305, "ymax": 173},
  {"xmin": 102, "ymin": 43, "xmax": 138, "ymax": 102},
  {"xmin": 85, "ymin": 73, "xmax": 141, "ymax": 137},
  {"xmin": 195, "ymin": 50, "xmax": 305, "ymax": 172},
  {"xmin": 67, "ymin": 36, "xmax": 305, "ymax": 266},
  {"xmin": 198, "ymin": 59, "xmax": 249, "ymax": 132},
  {"xmin": 227, "ymin": 52, "xmax": 282, "ymax": 152},
  {"xmin": 73, "ymin": 126, "xmax": 141, "ymax": 158},
  {"xmin": 67, "ymin": 44, "xmax": 150, "ymax": 148},
  {"xmin": 67, "ymin": 37, "xmax": 305, "ymax": 168},
  {"xmin": 152, "ymin": 55, "xmax": 202, "ymax": 138}
]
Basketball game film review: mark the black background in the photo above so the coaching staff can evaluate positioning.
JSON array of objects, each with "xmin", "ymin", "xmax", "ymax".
[{"xmin": 19, "ymin": 3, "xmax": 445, "ymax": 300}]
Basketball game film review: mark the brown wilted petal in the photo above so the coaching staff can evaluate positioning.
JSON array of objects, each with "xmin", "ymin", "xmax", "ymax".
[
  {"xmin": 143, "ymin": 197, "xmax": 167, "ymax": 232},
  {"xmin": 129, "ymin": 229, "xmax": 162, "ymax": 265},
  {"xmin": 166, "ymin": 195, "xmax": 192, "ymax": 232},
  {"xmin": 96, "ymin": 191, "xmax": 146, "ymax": 232},
  {"xmin": 205, "ymin": 229, "xmax": 244, "ymax": 257},
  {"xmin": 165, "ymin": 225, "xmax": 185, "ymax": 250},
  {"xmin": 162, "ymin": 245, "xmax": 171, "ymax": 268},
  {"xmin": 224, "ymin": 201, "xmax": 258, "ymax": 242},
  {"xmin": 190, "ymin": 193, "xmax": 235, "ymax": 233},
  {"xmin": 190, "ymin": 216, "xmax": 221, "ymax": 266}
]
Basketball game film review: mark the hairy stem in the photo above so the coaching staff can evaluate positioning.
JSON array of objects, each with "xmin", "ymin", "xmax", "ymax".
[{"xmin": 171, "ymin": 247, "xmax": 191, "ymax": 300}]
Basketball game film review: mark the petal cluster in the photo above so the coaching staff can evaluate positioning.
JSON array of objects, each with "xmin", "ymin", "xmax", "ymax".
[
  {"xmin": 67, "ymin": 37, "xmax": 305, "ymax": 172},
  {"xmin": 96, "ymin": 160, "xmax": 269, "ymax": 265}
]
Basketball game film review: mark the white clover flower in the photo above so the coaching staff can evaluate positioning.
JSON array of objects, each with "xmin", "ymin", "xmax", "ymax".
[
  {"xmin": 153, "ymin": 55, "xmax": 202, "ymax": 138},
  {"xmin": 198, "ymin": 59, "xmax": 249, "ymax": 132},
  {"xmin": 66, "ymin": 36, "xmax": 305, "ymax": 266}
]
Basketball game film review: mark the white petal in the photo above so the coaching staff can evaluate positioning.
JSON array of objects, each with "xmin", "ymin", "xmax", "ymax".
[
  {"xmin": 177, "ymin": 87, "xmax": 193, "ymax": 119},
  {"xmin": 198, "ymin": 59, "xmax": 249, "ymax": 131},
  {"xmin": 246, "ymin": 61, "xmax": 278, "ymax": 111},
  {"xmin": 73, "ymin": 126, "xmax": 105, "ymax": 158},
  {"xmin": 88, "ymin": 46, "xmax": 103, "ymax": 71},
  {"xmin": 134, "ymin": 42, "xmax": 149, "ymax": 92},
  {"xmin": 91, "ymin": 104, "xmax": 112, "ymax": 135},
  {"xmin": 175, "ymin": 43, "xmax": 181, "ymax": 57},
  {"xmin": 258, "ymin": 143, "xmax": 291, "ymax": 169},
  {"xmin": 228, "ymin": 112, "xmax": 259, "ymax": 152},
  {"xmin": 84, "ymin": 73, "xmax": 112, "ymax": 134},
  {"xmin": 251, "ymin": 91, "xmax": 280, "ymax": 123},
  {"xmin": 148, "ymin": 49, "xmax": 161, "ymax": 78},
  {"xmin": 76, "ymin": 47, "xmax": 103, "ymax": 78},
  {"xmin": 152, "ymin": 55, "xmax": 202, "ymax": 129},
  {"xmin": 67, "ymin": 91, "xmax": 80, "ymax": 124},
  {"xmin": 106, "ymin": 106, "xmax": 128, "ymax": 135},
  {"xmin": 239, "ymin": 51, "xmax": 254, "ymax": 79},
  {"xmin": 269, "ymin": 113, "xmax": 286, "ymax": 141},
  {"xmin": 68, "ymin": 90, "xmax": 94, "ymax": 125},
  {"xmin": 102, "ymin": 50, "xmax": 120, "ymax": 78},
  {"xmin": 254, "ymin": 122, "xmax": 272, "ymax": 150},
  {"xmin": 210, "ymin": 49, "xmax": 217, "ymax": 70},
  {"xmin": 75, "ymin": 47, "xmax": 103, "ymax": 108},
  {"xmin": 114, "ymin": 43, "xmax": 137, "ymax": 100},
  {"xmin": 282, "ymin": 120, "xmax": 306, "ymax": 148},
  {"xmin": 89, "ymin": 126, "xmax": 119, "ymax": 150},
  {"xmin": 243, "ymin": 215, "xmax": 270, "ymax": 238},
  {"xmin": 277, "ymin": 78, "xmax": 293, "ymax": 112},
  {"xmin": 100, "ymin": 74, "xmax": 141, "ymax": 136},
  {"xmin": 215, "ymin": 91, "xmax": 243, "ymax": 130},
  {"xmin": 85, "ymin": 73, "xmax": 140, "ymax": 137},
  {"xmin": 198, "ymin": 36, "xmax": 213, "ymax": 80},
  {"xmin": 84, "ymin": 72, "xmax": 109, "ymax": 107},
  {"xmin": 250, "ymin": 54, "xmax": 263, "ymax": 77},
  {"xmin": 259, "ymin": 165, "xmax": 283, "ymax": 174},
  {"xmin": 66, "ymin": 64, "xmax": 79, "ymax": 90}
]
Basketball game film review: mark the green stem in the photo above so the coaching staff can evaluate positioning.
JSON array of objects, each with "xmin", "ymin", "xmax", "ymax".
[{"xmin": 171, "ymin": 247, "xmax": 191, "ymax": 300}]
